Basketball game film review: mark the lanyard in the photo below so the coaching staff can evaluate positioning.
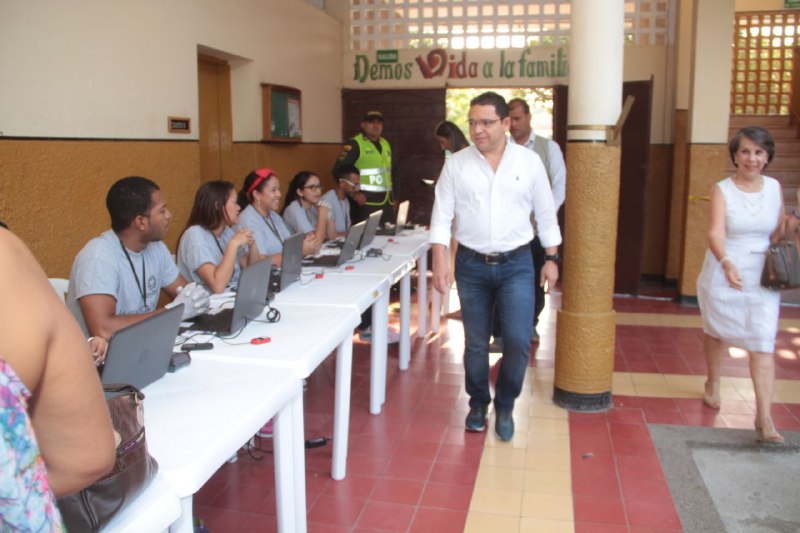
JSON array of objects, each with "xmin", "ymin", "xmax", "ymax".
[
  {"xmin": 337, "ymin": 196, "xmax": 350, "ymax": 230},
  {"xmin": 263, "ymin": 212, "xmax": 285, "ymax": 245},
  {"xmin": 119, "ymin": 239, "xmax": 146, "ymax": 308},
  {"xmin": 211, "ymin": 230, "xmax": 225, "ymax": 256}
]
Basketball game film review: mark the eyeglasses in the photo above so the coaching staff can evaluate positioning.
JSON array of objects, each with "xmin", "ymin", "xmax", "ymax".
[
  {"xmin": 303, "ymin": 183, "xmax": 323, "ymax": 191},
  {"xmin": 340, "ymin": 180, "xmax": 360, "ymax": 189},
  {"xmin": 467, "ymin": 118, "xmax": 502, "ymax": 129}
]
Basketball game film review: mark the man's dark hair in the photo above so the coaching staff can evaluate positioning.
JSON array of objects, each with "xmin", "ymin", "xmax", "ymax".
[
  {"xmin": 106, "ymin": 176, "xmax": 159, "ymax": 233},
  {"xmin": 334, "ymin": 164, "xmax": 360, "ymax": 181},
  {"xmin": 470, "ymin": 91, "xmax": 509, "ymax": 119},
  {"xmin": 508, "ymin": 97, "xmax": 531, "ymax": 115}
]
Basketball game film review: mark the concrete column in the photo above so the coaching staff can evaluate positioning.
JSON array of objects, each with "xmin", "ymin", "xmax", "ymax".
[
  {"xmin": 678, "ymin": 0, "xmax": 735, "ymax": 298},
  {"xmin": 553, "ymin": 0, "xmax": 624, "ymax": 411}
]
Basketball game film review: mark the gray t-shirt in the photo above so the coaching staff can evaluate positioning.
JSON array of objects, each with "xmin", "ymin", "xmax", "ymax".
[
  {"xmin": 67, "ymin": 229, "xmax": 180, "ymax": 335},
  {"xmin": 282, "ymin": 200, "xmax": 318, "ymax": 234},
  {"xmin": 320, "ymin": 189, "xmax": 351, "ymax": 233},
  {"xmin": 238, "ymin": 205, "xmax": 292, "ymax": 256},
  {"xmin": 177, "ymin": 225, "xmax": 244, "ymax": 290}
]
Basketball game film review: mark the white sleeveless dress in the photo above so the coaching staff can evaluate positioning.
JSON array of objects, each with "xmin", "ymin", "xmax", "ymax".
[{"xmin": 696, "ymin": 176, "xmax": 782, "ymax": 353}]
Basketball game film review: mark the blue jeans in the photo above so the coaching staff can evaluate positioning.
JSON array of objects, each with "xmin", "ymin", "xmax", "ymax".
[{"xmin": 455, "ymin": 244, "xmax": 535, "ymax": 412}]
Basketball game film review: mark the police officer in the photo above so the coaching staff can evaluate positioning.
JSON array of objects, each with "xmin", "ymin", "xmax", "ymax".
[{"xmin": 333, "ymin": 111, "xmax": 394, "ymax": 226}]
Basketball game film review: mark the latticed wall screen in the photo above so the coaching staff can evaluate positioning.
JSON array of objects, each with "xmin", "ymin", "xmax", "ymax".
[
  {"xmin": 349, "ymin": 0, "xmax": 669, "ymax": 52},
  {"xmin": 731, "ymin": 11, "xmax": 797, "ymax": 115}
]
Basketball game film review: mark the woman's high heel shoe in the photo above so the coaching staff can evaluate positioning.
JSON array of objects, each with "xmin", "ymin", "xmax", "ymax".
[{"xmin": 755, "ymin": 419, "xmax": 785, "ymax": 444}]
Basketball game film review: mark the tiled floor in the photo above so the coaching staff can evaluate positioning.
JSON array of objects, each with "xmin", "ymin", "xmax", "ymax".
[{"xmin": 192, "ymin": 284, "xmax": 800, "ymax": 532}]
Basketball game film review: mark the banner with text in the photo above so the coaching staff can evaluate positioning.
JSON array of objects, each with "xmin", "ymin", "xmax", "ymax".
[{"xmin": 344, "ymin": 46, "xmax": 569, "ymax": 88}]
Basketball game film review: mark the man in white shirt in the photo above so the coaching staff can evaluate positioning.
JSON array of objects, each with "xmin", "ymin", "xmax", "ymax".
[
  {"xmin": 505, "ymin": 97, "xmax": 567, "ymax": 342},
  {"xmin": 430, "ymin": 92, "xmax": 562, "ymax": 441}
]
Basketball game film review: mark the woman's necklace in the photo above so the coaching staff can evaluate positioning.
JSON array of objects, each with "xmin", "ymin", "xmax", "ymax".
[{"xmin": 732, "ymin": 175, "xmax": 765, "ymax": 217}]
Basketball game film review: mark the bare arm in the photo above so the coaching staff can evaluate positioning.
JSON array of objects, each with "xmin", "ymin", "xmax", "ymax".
[
  {"xmin": 432, "ymin": 243, "xmax": 452, "ymax": 294},
  {"xmin": 80, "ymin": 293, "xmax": 159, "ymax": 340},
  {"xmin": 540, "ymin": 246, "xmax": 560, "ymax": 290},
  {"xmin": 0, "ymin": 230, "xmax": 115, "ymax": 498},
  {"xmin": 707, "ymin": 184, "xmax": 742, "ymax": 290},
  {"xmin": 196, "ymin": 229, "xmax": 254, "ymax": 294}
]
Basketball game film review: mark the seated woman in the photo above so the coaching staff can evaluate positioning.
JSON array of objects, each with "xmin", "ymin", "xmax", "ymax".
[
  {"xmin": 177, "ymin": 180, "xmax": 260, "ymax": 294},
  {"xmin": 237, "ymin": 168, "xmax": 317, "ymax": 266},
  {"xmin": 281, "ymin": 171, "xmax": 337, "ymax": 251}
]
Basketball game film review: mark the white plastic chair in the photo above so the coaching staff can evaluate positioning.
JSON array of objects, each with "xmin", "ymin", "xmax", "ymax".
[{"xmin": 49, "ymin": 278, "xmax": 69, "ymax": 303}]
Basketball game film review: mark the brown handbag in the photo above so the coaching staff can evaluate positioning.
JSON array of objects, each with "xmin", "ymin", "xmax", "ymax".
[
  {"xmin": 57, "ymin": 384, "xmax": 158, "ymax": 532},
  {"xmin": 761, "ymin": 238, "xmax": 800, "ymax": 290}
]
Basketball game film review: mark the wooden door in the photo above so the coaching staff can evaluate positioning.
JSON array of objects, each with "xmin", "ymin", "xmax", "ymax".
[
  {"xmin": 341, "ymin": 89, "xmax": 446, "ymax": 225},
  {"xmin": 614, "ymin": 79, "xmax": 652, "ymax": 294},
  {"xmin": 197, "ymin": 55, "xmax": 233, "ymax": 182}
]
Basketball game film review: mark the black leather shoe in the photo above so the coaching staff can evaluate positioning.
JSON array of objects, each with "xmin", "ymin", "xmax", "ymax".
[
  {"xmin": 465, "ymin": 406, "xmax": 487, "ymax": 432},
  {"xmin": 495, "ymin": 409, "xmax": 514, "ymax": 441}
]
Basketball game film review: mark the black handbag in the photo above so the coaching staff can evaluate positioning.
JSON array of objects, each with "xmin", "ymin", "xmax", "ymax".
[
  {"xmin": 57, "ymin": 384, "xmax": 158, "ymax": 532},
  {"xmin": 761, "ymin": 238, "xmax": 800, "ymax": 290}
]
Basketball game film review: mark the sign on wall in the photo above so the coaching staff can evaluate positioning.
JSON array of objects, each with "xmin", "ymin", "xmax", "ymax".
[{"xmin": 345, "ymin": 46, "xmax": 569, "ymax": 88}]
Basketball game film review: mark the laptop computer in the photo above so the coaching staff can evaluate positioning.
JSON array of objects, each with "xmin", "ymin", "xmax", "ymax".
[
  {"xmin": 186, "ymin": 257, "xmax": 270, "ymax": 335},
  {"xmin": 376, "ymin": 200, "xmax": 410, "ymax": 236},
  {"xmin": 100, "ymin": 303, "xmax": 184, "ymax": 390},
  {"xmin": 268, "ymin": 231, "xmax": 304, "ymax": 300},
  {"xmin": 358, "ymin": 210, "xmax": 383, "ymax": 251},
  {"xmin": 303, "ymin": 221, "xmax": 365, "ymax": 268}
]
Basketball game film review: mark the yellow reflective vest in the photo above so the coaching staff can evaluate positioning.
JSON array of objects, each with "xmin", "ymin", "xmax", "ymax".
[{"xmin": 353, "ymin": 133, "xmax": 392, "ymax": 206}]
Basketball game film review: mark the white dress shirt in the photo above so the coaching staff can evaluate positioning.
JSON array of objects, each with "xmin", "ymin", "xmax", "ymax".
[
  {"xmin": 521, "ymin": 133, "xmax": 566, "ymax": 211},
  {"xmin": 429, "ymin": 141, "xmax": 562, "ymax": 254}
]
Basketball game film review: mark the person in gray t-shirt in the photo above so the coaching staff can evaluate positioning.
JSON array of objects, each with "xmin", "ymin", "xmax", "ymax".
[
  {"xmin": 177, "ymin": 180, "xmax": 260, "ymax": 294},
  {"xmin": 68, "ymin": 176, "xmax": 210, "ymax": 339},
  {"xmin": 281, "ymin": 171, "xmax": 335, "ymax": 250},
  {"xmin": 320, "ymin": 164, "xmax": 361, "ymax": 236},
  {"xmin": 236, "ymin": 169, "xmax": 317, "ymax": 266}
]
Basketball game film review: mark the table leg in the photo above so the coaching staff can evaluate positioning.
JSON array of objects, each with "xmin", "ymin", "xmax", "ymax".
[
  {"xmin": 399, "ymin": 272, "xmax": 411, "ymax": 371},
  {"xmin": 274, "ymin": 394, "xmax": 306, "ymax": 533},
  {"xmin": 416, "ymin": 254, "xmax": 428, "ymax": 338},
  {"xmin": 169, "ymin": 497, "xmax": 193, "ymax": 533},
  {"xmin": 332, "ymin": 337, "xmax": 353, "ymax": 480},
  {"xmin": 370, "ymin": 290, "xmax": 389, "ymax": 414}
]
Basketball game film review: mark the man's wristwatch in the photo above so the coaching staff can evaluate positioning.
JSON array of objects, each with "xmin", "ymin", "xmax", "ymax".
[{"xmin": 544, "ymin": 253, "xmax": 560, "ymax": 263}]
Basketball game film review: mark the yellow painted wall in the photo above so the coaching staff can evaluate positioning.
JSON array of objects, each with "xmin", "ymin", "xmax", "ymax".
[{"xmin": 0, "ymin": 140, "xmax": 341, "ymax": 278}]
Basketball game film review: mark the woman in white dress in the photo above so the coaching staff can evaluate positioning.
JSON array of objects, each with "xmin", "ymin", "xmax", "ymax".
[{"xmin": 696, "ymin": 126, "xmax": 793, "ymax": 444}]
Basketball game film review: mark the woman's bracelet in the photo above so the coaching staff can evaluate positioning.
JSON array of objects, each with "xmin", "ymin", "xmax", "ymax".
[{"xmin": 719, "ymin": 256, "xmax": 732, "ymax": 266}]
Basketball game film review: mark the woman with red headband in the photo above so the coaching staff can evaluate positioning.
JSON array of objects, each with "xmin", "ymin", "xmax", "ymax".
[{"xmin": 237, "ymin": 168, "xmax": 316, "ymax": 266}]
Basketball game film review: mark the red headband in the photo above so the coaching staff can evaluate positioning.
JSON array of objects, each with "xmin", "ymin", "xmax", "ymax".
[{"xmin": 247, "ymin": 168, "xmax": 276, "ymax": 194}]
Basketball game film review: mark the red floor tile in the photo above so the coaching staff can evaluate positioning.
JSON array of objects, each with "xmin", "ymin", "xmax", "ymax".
[
  {"xmin": 370, "ymin": 478, "xmax": 425, "ymax": 506},
  {"xmin": 419, "ymin": 482, "xmax": 474, "ymax": 511},
  {"xmin": 189, "ymin": 291, "xmax": 800, "ymax": 532},
  {"xmin": 356, "ymin": 501, "xmax": 415, "ymax": 532},
  {"xmin": 408, "ymin": 507, "xmax": 467, "ymax": 533},
  {"xmin": 308, "ymin": 496, "xmax": 366, "ymax": 528},
  {"xmin": 572, "ymin": 494, "xmax": 627, "ymax": 525},
  {"xmin": 322, "ymin": 474, "xmax": 378, "ymax": 501}
]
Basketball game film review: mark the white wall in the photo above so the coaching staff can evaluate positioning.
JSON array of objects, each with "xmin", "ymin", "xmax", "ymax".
[{"xmin": 0, "ymin": 0, "xmax": 343, "ymax": 142}]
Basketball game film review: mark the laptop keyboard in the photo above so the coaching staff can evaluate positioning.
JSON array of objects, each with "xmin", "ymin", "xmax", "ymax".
[{"xmin": 188, "ymin": 308, "xmax": 233, "ymax": 333}]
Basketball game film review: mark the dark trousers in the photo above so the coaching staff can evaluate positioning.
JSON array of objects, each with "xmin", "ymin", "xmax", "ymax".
[{"xmin": 491, "ymin": 236, "xmax": 545, "ymax": 338}]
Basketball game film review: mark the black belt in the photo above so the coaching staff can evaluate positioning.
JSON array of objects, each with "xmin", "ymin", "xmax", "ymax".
[{"xmin": 458, "ymin": 243, "xmax": 530, "ymax": 265}]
